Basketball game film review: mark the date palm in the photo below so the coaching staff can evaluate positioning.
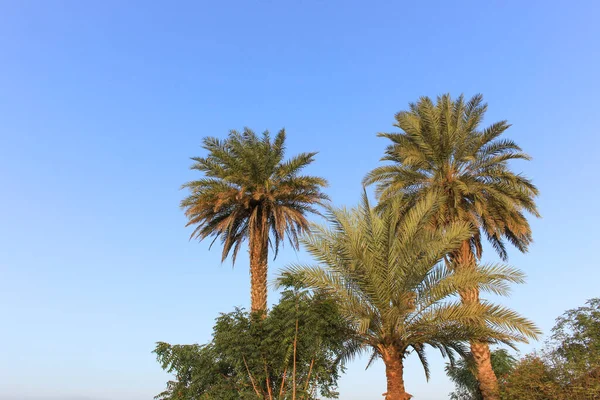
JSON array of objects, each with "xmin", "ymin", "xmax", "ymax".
[
  {"xmin": 283, "ymin": 192, "xmax": 539, "ymax": 400},
  {"xmin": 181, "ymin": 128, "xmax": 328, "ymax": 314},
  {"xmin": 364, "ymin": 94, "xmax": 540, "ymax": 399}
]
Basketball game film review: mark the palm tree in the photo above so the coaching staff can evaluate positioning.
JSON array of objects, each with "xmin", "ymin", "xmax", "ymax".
[
  {"xmin": 282, "ymin": 193, "xmax": 539, "ymax": 400},
  {"xmin": 181, "ymin": 128, "xmax": 328, "ymax": 314},
  {"xmin": 363, "ymin": 94, "xmax": 540, "ymax": 399}
]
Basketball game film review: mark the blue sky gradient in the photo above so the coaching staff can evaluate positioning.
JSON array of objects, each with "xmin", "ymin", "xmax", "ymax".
[{"xmin": 1, "ymin": 1, "xmax": 599, "ymax": 399}]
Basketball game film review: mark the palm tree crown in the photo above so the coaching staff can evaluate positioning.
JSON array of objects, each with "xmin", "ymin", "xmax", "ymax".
[
  {"xmin": 182, "ymin": 128, "xmax": 328, "ymax": 313},
  {"xmin": 364, "ymin": 94, "xmax": 539, "ymax": 260},
  {"xmin": 283, "ymin": 193, "xmax": 539, "ymax": 400}
]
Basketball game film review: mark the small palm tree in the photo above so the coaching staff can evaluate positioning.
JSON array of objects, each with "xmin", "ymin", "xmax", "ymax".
[
  {"xmin": 181, "ymin": 128, "xmax": 328, "ymax": 314},
  {"xmin": 364, "ymin": 94, "xmax": 540, "ymax": 399},
  {"xmin": 282, "ymin": 193, "xmax": 539, "ymax": 400}
]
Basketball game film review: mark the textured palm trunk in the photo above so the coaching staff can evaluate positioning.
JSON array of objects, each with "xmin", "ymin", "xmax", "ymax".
[
  {"xmin": 382, "ymin": 346, "xmax": 412, "ymax": 400},
  {"xmin": 249, "ymin": 222, "xmax": 269, "ymax": 316},
  {"xmin": 472, "ymin": 342, "xmax": 500, "ymax": 400},
  {"xmin": 456, "ymin": 240, "xmax": 500, "ymax": 400}
]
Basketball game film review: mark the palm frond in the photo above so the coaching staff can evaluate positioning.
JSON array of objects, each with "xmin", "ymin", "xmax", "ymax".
[
  {"xmin": 365, "ymin": 94, "xmax": 540, "ymax": 261},
  {"xmin": 279, "ymin": 195, "xmax": 539, "ymax": 374}
]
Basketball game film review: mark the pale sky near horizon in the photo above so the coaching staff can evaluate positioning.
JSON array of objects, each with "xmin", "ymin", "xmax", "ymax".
[{"xmin": 1, "ymin": 1, "xmax": 599, "ymax": 399}]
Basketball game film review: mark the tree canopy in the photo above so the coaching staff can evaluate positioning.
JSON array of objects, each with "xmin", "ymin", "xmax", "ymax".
[
  {"xmin": 364, "ymin": 93, "xmax": 539, "ymax": 260},
  {"xmin": 154, "ymin": 282, "xmax": 357, "ymax": 399}
]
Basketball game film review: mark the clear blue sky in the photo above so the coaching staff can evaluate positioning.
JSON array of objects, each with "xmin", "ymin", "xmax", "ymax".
[{"xmin": 1, "ymin": 1, "xmax": 599, "ymax": 399}]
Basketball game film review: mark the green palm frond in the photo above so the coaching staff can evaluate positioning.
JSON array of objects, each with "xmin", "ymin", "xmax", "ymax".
[
  {"xmin": 181, "ymin": 128, "xmax": 329, "ymax": 264},
  {"xmin": 279, "ymin": 194, "xmax": 539, "ymax": 378},
  {"xmin": 364, "ymin": 94, "xmax": 540, "ymax": 261}
]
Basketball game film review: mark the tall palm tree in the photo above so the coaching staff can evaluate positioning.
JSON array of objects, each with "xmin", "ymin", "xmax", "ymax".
[
  {"xmin": 364, "ymin": 94, "xmax": 540, "ymax": 399},
  {"xmin": 181, "ymin": 128, "xmax": 328, "ymax": 314},
  {"xmin": 283, "ymin": 193, "xmax": 539, "ymax": 400}
]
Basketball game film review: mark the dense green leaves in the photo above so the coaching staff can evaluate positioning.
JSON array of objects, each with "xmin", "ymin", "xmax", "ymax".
[
  {"xmin": 549, "ymin": 298, "xmax": 600, "ymax": 380},
  {"xmin": 154, "ymin": 284, "xmax": 357, "ymax": 399},
  {"xmin": 500, "ymin": 354, "xmax": 564, "ymax": 400}
]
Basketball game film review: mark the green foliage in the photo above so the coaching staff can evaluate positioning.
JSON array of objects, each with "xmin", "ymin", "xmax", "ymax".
[
  {"xmin": 500, "ymin": 354, "xmax": 563, "ymax": 400},
  {"xmin": 282, "ymin": 192, "xmax": 539, "ymax": 378},
  {"xmin": 500, "ymin": 298, "xmax": 600, "ymax": 400},
  {"xmin": 181, "ymin": 128, "xmax": 328, "ymax": 264},
  {"xmin": 549, "ymin": 298, "xmax": 600, "ymax": 383},
  {"xmin": 446, "ymin": 349, "xmax": 517, "ymax": 400},
  {"xmin": 364, "ymin": 94, "xmax": 539, "ymax": 260},
  {"xmin": 153, "ymin": 284, "xmax": 357, "ymax": 399}
]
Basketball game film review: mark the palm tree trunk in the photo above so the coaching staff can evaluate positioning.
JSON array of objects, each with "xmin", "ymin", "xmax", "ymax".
[
  {"xmin": 382, "ymin": 346, "xmax": 412, "ymax": 400},
  {"xmin": 472, "ymin": 341, "xmax": 500, "ymax": 400},
  {"xmin": 249, "ymin": 222, "xmax": 269, "ymax": 315},
  {"xmin": 456, "ymin": 240, "xmax": 500, "ymax": 400}
]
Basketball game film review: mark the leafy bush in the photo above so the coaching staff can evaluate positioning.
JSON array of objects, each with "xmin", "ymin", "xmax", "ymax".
[
  {"xmin": 500, "ymin": 354, "xmax": 563, "ymax": 400},
  {"xmin": 500, "ymin": 298, "xmax": 600, "ymax": 400},
  {"xmin": 154, "ymin": 282, "xmax": 357, "ymax": 399}
]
